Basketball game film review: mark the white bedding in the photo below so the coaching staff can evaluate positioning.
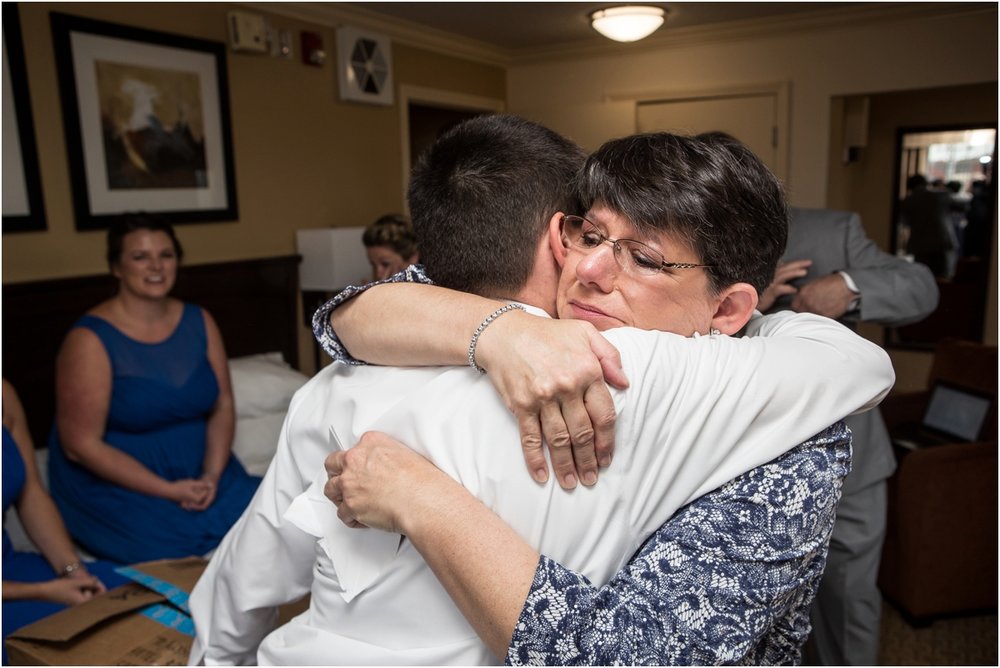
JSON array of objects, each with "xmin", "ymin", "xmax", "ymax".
[{"xmin": 229, "ymin": 352, "xmax": 309, "ymax": 475}]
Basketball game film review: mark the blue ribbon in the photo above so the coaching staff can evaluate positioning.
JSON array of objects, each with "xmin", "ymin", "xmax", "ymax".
[{"xmin": 114, "ymin": 565, "xmax": 195, "ymax": 637}]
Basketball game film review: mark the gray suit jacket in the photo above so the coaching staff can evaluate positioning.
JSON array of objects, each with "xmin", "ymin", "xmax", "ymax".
[{"xmin": 771, "ymin": 207, "xmax": 939, "ymax": 492}]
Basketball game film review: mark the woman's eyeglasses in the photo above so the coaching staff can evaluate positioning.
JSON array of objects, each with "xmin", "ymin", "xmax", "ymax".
[{"xmin": 561, "ymin": 215, "xmax": 713, "ymax": 277}]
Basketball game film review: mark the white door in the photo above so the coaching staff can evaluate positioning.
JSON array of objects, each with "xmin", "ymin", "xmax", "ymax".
[{"xmin": 637, "ymin": 94, "xmax": 779, "ymax": 175}]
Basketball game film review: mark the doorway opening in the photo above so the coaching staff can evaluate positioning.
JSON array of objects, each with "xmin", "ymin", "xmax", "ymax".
[
  {"xmin": 408, "ymin": 104, "xmax": 483, "ymax": 168},
  {"xmin": 397, "ymin": 86, "xmax": 504, "ymax": 207},
  {"xmin": 889, "ymin": 124, "xmax": 997, "ymax": 348}
]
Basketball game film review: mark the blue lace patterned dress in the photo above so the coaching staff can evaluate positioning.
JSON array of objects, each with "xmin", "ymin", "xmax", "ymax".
[
  {"xmin": 47, "ymin": 303, "xmax": 260, "ymax": 564},
  {"xmin": 2, "ymin": 427, "xmax": 129, "ymax": 665},
  {"xmin": 311, "ymin": 268, "xmax": 852, "ymax": 665},
  {"xmin": 507, "ymin": 425, "xmax": 851, "ymax": 666}
]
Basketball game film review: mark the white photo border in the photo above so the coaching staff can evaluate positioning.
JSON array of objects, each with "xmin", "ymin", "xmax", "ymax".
[{"xmin": 51, "ymin": 12, "xmax": 238, "ymax": 230}]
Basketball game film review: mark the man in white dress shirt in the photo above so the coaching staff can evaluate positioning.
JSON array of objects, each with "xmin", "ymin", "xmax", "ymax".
[{"xmin": 189, "ymin": 118, "xmax": 893, "ymax": 665}]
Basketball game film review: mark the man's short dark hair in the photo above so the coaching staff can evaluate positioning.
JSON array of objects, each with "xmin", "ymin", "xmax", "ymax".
[
  {"xmin": 407, "ymin": 114, "xmax": 585, "ymax": 296},
  {"xmin": 575, "ymin": 131, "xmax": 788, "ymax": 295}
]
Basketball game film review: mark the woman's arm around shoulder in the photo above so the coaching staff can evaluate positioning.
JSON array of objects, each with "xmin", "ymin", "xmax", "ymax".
[{"xmin": 318, "ymin": 273, "xmax": 626, "ymax": 489}]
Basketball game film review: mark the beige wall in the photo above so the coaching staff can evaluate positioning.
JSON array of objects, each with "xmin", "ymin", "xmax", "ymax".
[
  {"xmin": 505, "ymin": 6, "xmax": 997, "ymax": 208},
  {"xmin": 505, "ymin": 7, "xmax": 996, "ymax": 390},
  {"xmin": 3, "ymin": 3, "xmax": 503, "ymax": 372},
  {"xmin": 828, "ymin": 83, "xmax": 998, "ymax": 390},
  {"xmin": 2, "ymin": 2, "xmax": 504, "ymax": 283},
  {"xmin": 4, "ymin": 4, "xmax": 996, "ymax": 378}
]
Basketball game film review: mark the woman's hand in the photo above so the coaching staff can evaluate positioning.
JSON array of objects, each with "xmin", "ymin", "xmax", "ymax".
[
  {"xmin": 167, "ymin": 478, "xmax": 215, "ymax": 510},
  {"xmin": 758, "ymin": 259, "xmax": 812, "ymax": 312},
  {"xmin": 36, "ymin": 573, "xmax": 105, "ymax": 605},
  {"xmin": 325, "ymin": 431, "xmax": 448, "ymax": 534},
  {"xmin": 184, "ymin": 474, "xmax": 219, "ymax": 511},
  {"xmin": 475, "ymin": 312, "xmax": 628, "ymax": 490}
]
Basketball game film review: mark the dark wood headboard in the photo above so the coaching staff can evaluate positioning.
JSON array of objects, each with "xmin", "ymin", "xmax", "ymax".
[{"xmin": 2, "ymin": 255, "xmax": 301, "ymax": 448}]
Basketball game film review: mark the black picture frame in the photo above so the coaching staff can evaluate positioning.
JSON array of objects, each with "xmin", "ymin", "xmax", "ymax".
[
  {"xmin": 3, "ymin": 4, "xmax": 47, "ymax": 233},
  {"xmin": 50, "ymin": 12, "xmax": 238, "ymax": 230}
]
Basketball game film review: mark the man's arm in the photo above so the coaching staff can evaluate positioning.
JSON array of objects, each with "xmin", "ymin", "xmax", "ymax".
[
  {"xmin": 838, "ymin": 212, "xmax": 939, "ymax": 325},
  {"xmin": 595, "ymin": 309, "xmax": 889, "ymax": 509},
  {"xmin": 189, "ymin": 395, "xmax": 317, "ymax": 665}
]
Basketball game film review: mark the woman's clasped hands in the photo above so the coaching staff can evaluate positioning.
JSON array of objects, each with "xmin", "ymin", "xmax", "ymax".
[{"xmin": 169, "ymin": 475, "xmax": 218, "ymax": 511}]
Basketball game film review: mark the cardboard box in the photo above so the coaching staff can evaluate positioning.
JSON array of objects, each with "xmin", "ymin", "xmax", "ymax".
[{"xmin": 6, "ymin": 557, "xmax": 206, "ymax": 666}]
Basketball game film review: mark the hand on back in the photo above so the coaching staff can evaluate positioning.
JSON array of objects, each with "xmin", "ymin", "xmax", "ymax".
[
  {"xmin": 475, "ymin": 312, "xmax": 628, "ymax": 489},
  {"xmin": 324, "ymin": 431, "xmax": 444, "ymax": 533}
]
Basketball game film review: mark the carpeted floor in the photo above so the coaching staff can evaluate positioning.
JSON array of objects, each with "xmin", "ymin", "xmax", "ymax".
[{"xmin": 878, "ymin": 599, "xmax": 998, "ymax": 665}]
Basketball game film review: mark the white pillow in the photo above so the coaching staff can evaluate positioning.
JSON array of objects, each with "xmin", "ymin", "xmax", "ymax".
[
  {"xmin": 232, "ymin": 412, "xmax": 287, "ymax": 476},
  {"xmin": 228, "ymin": 352, "xmax": 308, "ymax": 419}
]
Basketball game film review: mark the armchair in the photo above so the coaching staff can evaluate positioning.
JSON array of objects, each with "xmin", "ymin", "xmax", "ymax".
[{"xmin": 877, "ymin": 338, "xmax": 997, "ymax": 622}]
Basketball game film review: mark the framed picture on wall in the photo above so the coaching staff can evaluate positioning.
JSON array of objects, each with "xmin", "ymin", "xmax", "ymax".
[
  {"xmin": 3, "ymin": 4, "xmax": 47, "ymax": 233},
  {"xmin": 50, "ymin": 12, "xmax": 238, "ymax": 230}
]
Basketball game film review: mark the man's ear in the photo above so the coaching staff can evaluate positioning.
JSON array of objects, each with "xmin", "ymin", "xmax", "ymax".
[
  {"xmin": 711, "ymin": 283, "xmax": 759, "ymax": 335},
  {"xmin": 548, "ymin": 212, "xmax": 567, "ymax": 268}
]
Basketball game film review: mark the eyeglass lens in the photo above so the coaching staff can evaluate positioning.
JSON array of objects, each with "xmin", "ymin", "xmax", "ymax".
[{"xmin": 563, "ymin": 215, "xmax": 668, "ymax": 276}]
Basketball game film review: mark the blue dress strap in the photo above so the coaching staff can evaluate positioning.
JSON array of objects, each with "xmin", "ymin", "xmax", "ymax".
[
  {"xmin": 2, "ymin": 426, "xmax": 26, "ymax": 561},
  {"xmin": 73, "ymin": 304, "xmax": 207, "ymax": 385}
]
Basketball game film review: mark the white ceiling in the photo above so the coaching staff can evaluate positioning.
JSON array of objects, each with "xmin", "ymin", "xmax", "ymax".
[
  {"xmin": 341, "ymin": 2, "xmax": 862, "ymax": 51},
  {"xmin": 261, "ymin": 2, "xmax": 982, "ymax": 64}
]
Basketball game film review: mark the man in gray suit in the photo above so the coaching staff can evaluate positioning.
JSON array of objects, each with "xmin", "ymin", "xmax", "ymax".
[
  {"xmin": 899, "ymin": 173, "xmax": 957, "ymax": 278},
  {"xmin": 759, "ymin": 206, "xmax": 939, "ymax": 665}
]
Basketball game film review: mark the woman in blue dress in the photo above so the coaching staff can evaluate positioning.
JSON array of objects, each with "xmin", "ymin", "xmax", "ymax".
[
  {"xmin": 2, "ymin": 380, "xmax": 128, "ymax": 665},
  {"xmin": 48, "ymin": 216, "xmax": 260, "ymax": 564}
]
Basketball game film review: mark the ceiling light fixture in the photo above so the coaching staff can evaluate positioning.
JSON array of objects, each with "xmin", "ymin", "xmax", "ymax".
[{"xmin": 590, "ymin": 6, "xmax": 666, "ymax": 43}]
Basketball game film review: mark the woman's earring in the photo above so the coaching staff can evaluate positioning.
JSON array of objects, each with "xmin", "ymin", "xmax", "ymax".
[{"xmin": 709, "ymin": 327, "xmax": 721, "ymax": 336}]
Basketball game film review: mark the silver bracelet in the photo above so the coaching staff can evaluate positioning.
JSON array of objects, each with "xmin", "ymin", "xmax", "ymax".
[
  {"xmin": 60, "ymin": 561, "xmax": 83, "ymax": 578},
  {"xmin": 467, "ymin": 303, "xmax": 526, "ymax": 374}
]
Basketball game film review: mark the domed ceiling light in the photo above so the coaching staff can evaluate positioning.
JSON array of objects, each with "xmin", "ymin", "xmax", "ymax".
[{"xmin": 590, "ymin": 6, "xmax": 666, "ymax": 43}]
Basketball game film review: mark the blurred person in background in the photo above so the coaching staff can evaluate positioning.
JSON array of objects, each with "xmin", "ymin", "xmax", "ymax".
[
  {"xmin": 759, "ymin": 206, "xmax": 938, "ymax": 665},
  {"xmin": 363, "ymin": 214, "xmax": 420, "ymax": 280},
  {"xmin": 48, "ymin": 214, "xmax": 260, "ymax": 564},
  {"xmin": 2, "ymin": 380, "xmax": 128, "ymax": 666}
]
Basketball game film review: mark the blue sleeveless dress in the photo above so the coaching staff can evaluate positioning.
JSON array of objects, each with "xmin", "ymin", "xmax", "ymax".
[
  {"xmin": 3, "ymin": 427, "xmax": 128, "ymax": 665},
  {"xmin": 48, "ymin": 303, "xmax": 260, "ymax": 564}
]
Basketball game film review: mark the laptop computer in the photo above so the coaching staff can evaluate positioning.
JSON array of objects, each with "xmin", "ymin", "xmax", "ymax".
[{"xmin": 892, "ymin": 381, "xmax": 993, "ymax": 451}]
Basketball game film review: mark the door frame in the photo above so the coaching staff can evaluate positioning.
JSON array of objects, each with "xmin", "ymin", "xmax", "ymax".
[
  {"xmin": 398, "ymin": 85, "xmax": 505, "ymax": 206},
  {"xmin": 606, "ymin": 81, "xmax": 791, "ymax": 182}
]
